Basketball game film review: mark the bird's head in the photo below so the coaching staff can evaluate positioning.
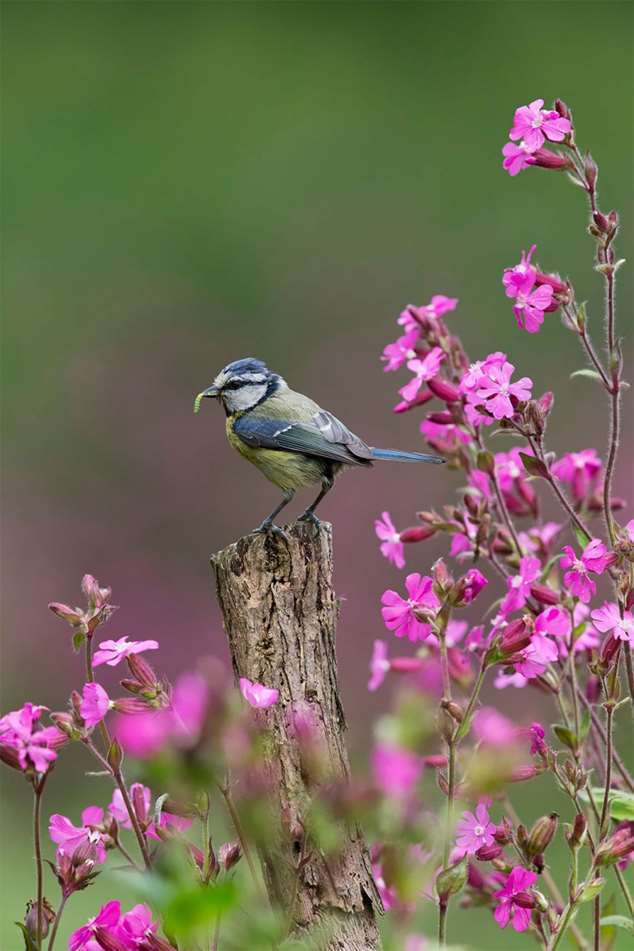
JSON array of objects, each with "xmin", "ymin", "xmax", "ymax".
[{"xmin": 194, "ymin": 358, "xmax": 286, "ymax": 415}]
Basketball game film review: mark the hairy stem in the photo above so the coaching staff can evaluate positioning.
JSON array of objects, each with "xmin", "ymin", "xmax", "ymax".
[
  {"xmin": 47, "ymin": 893, "xmax": 68, "ymax": 951},
  {"xmin": 32, "ymin": 776, "xmax": 47, "ymax": 950}
]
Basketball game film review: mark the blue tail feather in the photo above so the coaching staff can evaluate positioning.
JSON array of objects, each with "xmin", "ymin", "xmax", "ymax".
[{"xmin": 370, "ymin": 447, "xmax": 445, "ymax": 464}]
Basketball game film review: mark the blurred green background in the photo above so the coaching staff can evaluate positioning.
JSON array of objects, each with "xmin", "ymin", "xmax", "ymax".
[{"xmin": 2, "ymin": 1, "xmax": 632, "ymax": 947}]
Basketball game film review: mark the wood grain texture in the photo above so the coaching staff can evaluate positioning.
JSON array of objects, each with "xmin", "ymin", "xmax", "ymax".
[{"xmin": 212, "ymin": 520, "xmax": 382, "ymax": 949}]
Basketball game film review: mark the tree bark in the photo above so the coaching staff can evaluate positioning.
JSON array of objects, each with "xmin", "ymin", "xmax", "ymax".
[{"xmin": 211, "ymin": 521, "xmax": 382, "ymax": 949}]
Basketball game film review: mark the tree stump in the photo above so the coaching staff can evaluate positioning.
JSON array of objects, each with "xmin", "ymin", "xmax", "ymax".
[{"xmin": 211, "ymin": 521, "xmax": 382, "ymax": 949}]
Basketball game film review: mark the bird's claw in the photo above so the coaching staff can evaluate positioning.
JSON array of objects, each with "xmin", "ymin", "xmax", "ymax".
[
  {"xmin": 252, "ymin": 520, "xmax": 289, "ymax": 540},
  {"xmin": 297, "ymin": 510, "xmax": 321, "ymax": 527}
]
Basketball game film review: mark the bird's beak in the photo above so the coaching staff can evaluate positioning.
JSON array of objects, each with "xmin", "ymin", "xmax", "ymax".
[{"xmin": 193, "ymin": 385, "xmax": 220, "ymax": 414}]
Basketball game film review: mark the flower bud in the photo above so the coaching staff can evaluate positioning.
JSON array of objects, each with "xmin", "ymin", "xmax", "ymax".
[
  {"xmin": 600, "ymin": 633, "xmax": 620, "ymax": 669},
  {"xmin": 435, "ymin": 857, "xmax": 467, "ymax": 900},
  {"xmin": 532, "ymin": 149, "xmax": 573, "ymax": 171},
  {"xmin": 585, "ymin": 676, "xmax": 601, "ymax": 704},
  {"xmin": 475, "ymin": 843, "xmax": 503, "ymax": 861},
  {"xmin": 530, "ymin": 583, "xmax": 560, "ymax": 606},
  {"xmin": 494, "ymin": 819, "xmax": 513, "ymax": 845},
  {"xmin": 399, "ymin": 525, "xmax": 436, "ymax": 543},
  {"xmin": 527, "ymin": 813, "xmax": 558, "ymax": 857},
  {"xmin": 565, "ymin": 813, "xmax": 587, "ymax": 851},
  {"xmin": 513, "ymin": 891, "xmax": 536, "ymax": 910},
  {"xmin": 24, "ymin": 899, "xmax": 55, "ymax": 941},
  {"xmin": 596, "ymin": 827, "xmax": 634, "ymax": 866},
  {"xmin": 451, "ymin": 568, "xmax": 488, "ymax": 607},
  {"xmin": 423, "ymin": 754, "xmax": 448, "ymax": 769},
  {"xmin": 112, "ymin": 698, "xmax": 151, "ymax": 715},
  {"xmin": 426, "ymin": 411, "xmax": 455, "ymax": 424},
  {"xmin": 498, "ymin": 619, "xmax": 532, "ymax": 657},
  {"xmin": 126, "ymin": 653, "xmax": 158, "ymax": 689},
  {"xmin": 390, "ymin": 656, "xmax": 424, "ymax": 674},
  {"xmin": 393, "ymin": 390, "xmax": 434, "ymax": 413},
  {"xmin": 510, "ymin": 765, "xmax": 539, "ymax": 783},
  {"xmin": 219, "ymin": 841, "xmax": 242, "ymax": 871},
  {"xmin": 427, "ymin": 376, "xmax": 461, "ymax": 403},
  {"xmin": 441, "ymin": 700, "xmax": 464, "ymax": 723},
  {"xmin": 432, "ymin": 558, "xmax": 454, "ymax": 596},
  {"xmin": 94, "ymin": 927, "xmax": 130, "ymax": 951},
  {"xmin": 48, "ymin": 602, "xmax": 83, "ymax": 626},
  {"xmin": 583, "ymin": 153, "xmax": 598, "ymax": 190},
  {"xmin": 554, "ymin": 99, "xmax": 572, "ymax": 121}
]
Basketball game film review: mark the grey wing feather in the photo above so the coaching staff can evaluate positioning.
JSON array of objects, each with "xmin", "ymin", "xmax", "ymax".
[
  {"xmin": 233, "ymin": 415, "xmax": 371, "ymax": 467},
  {"xmin": 312, "ymin": 410, "xmax": 373, "ymax": 461}
]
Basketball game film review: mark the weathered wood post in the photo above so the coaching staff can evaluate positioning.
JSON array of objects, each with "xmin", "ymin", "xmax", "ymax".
[{"xmin": 211, "ymin": 520, "xmax": 382, "ymax": 949}]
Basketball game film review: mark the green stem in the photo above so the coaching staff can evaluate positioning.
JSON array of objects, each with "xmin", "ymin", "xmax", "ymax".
[
  {"xmin": 455, "ymin": 656, "xmax": 488, "ymax": 743},
  {"xmin": 32, "ymin": 776, "xmax": 47, "ymax": 950},
  {"xmin": 47, "ymin": 894, "xmax": 67, "ymax": 951}
]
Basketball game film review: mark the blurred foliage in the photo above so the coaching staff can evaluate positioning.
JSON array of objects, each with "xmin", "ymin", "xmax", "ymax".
[{"xmin": 1, "ymin": 1, "xmax": 632, "ymax": 948}]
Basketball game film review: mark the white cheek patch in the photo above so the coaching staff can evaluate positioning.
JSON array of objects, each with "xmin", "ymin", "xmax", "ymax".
[{"xmin": 225, "ymin": 383, "xmax": 268, "ymax": 412}]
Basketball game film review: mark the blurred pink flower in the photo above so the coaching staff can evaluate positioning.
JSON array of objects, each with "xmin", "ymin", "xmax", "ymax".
[
  {"xmin": 70, "ymin": 900, "xmax": 121, "ymax": 951},
  {"xmin": 591, "ymin": 602, "xmax": 634, "ymax": 645},
  {"xmin": 80, "ymin": 683, "xmax": 112, "ymax": 729},
  {"xmin": 375, "ymin": 511, "xmax": 405, "ymax": 569},
  {"xmin": 92, "ymin": 636, "xmax": 159, "ymax": 668},
  {"xmin": 239, "ymin": 678, "xmax": 279, "ymax": 709},
  {"xmin": 501, "ymin": 556, "xmax": 541, "ymax": 615},
  {"xmin": 49, "ymin": 808, "xmax": 108, "ymax": 865},
  {"xmin": 473, "ymin": 707, "xmax": 516, "ymax": 746},
  {"xmin": 421, "ymin": 418, "xmax": 472, "ymax": 453},
  {"xmin": 552, "ymin": 449, "xmax": 602, "ymax": 501},
  {"xmin": 493, "ymin": 866, "xmax": 537, "ymax": 933},
  {"xmin": 474, "ymin": 361, "xmax": 533, "ymax": 419},
  {"xmin": 0, "ymin": 703, "xmax": 65, "ymax": 774},
  {"xmin": 381, "ymin": 573, "xmax": 439, "ymax": 642},
  {"xmin": 372, "ymin": 742, "xmax": 422, "ymax": 798},
  {"xmin": 399, "ymin": 347, "xmax": 445, "ymax": 403},
  {"xmin": 381, "ymin": 329, "xmax": 420, "ymax": 372},
  {"xmin": 109, "ymin": 783, "xmax": 190, "ymax": 840},
  {"xmin": 368, "ymin": 640, "xmax": 390, "ymax": 692},
  {"xmin": 509, "ymin": 99, "xmax": 571, "ymax": 151},
  {"xmin": 456, "ymin": 801, "xmax": 496, "ymax": 856},
  {"xmin": 561, "ymin": 539, "xmax": 615, "ymax": 603}
]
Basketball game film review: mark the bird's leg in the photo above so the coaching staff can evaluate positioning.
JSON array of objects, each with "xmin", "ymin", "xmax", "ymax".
[
  {"xmin": 297, "ymin": 478, "xmax": 333, "ymax": 526},
  {"xmin": 253, "ymin": 490, "xmax": 295, "ymax": 536}
]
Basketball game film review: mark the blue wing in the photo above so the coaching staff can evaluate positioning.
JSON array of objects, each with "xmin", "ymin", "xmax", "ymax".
[{"xmin": 233, "ymin": 415, "xmax": 372, "ymax": 467}]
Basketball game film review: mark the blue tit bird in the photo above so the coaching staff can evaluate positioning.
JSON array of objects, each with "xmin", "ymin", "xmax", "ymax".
[{"xmin": 195, "ymin": 357, "xmax": 444, "ymax": 534}]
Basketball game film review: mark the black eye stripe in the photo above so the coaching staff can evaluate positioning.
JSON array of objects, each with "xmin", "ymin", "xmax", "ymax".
[{"xmin": 223, "ymin": 380, "xmax": 243, "ymax": 390}]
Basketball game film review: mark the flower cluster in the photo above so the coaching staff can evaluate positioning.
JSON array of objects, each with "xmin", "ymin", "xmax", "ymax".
[{"xmin": 502, "ymin": 98, "xmax": 571, "ymax": 176}]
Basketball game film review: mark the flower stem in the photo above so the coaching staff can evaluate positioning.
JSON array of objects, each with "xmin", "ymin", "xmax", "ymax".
[
  {"xmin": 32, "ymin": 776, "xmax": 47, "ymax": 950},
  {"xmin": 217, "ymin": 781, "xmax": 267, "ymax": 904},
  {"xmin": 47, "ymin": 893, "xmax": 67, "ymax": 951},
  {"xmin": 112, "ymin": 767, "xmax": 152, "ymax": 870}
]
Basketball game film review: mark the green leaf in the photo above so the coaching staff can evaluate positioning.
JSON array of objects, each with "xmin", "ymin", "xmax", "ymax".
[
  {"xmin": 599, "ymin": 915, "xmax": 634, "ymax": 934},
  {"xmin": 72, "ymin": 630, "xmax": 85, "ymax": 652},
  {"xmin": 578, "ymin": 788, "xmax": 634, "ymax": 821},
  {"xmin": 164, "ymin": 880, "xmax": 237, "ymax": 938},
  {"xmin": 14, "ymin": 923, "xmax": 38, "ymax": 951},
  {"xmin": 578, "ymin": 877, "xmax": 605, "ymax": 902},
  {"xmin": 578, "ymin": 708, "xmax": 591, "ymax": 742},
  {"xmin": 519, "ymin": 452, "xmax": 548, "ymax": 479},
  {"xmin": 570, "ymin": 368, "xmax": 603, "ymax": 383},
  {"xmin": 573, "ymin": 524, "xmax": 592, "ymax": 548},
  {"xmin": 553, "ymin": 723, "xmax": 577, "ymax": 752}
]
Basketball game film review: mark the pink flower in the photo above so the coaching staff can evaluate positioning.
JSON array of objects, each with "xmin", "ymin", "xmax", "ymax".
[
  {"xmin": 70, "ymin": 900, "xmax": 121, "ymax": 951},
  {"xmin": 510, "ymin": 99, "xmax": 571, "ymax": 151},
  {"xmin": 535, "ymin": 605, "xmax": 571, "ymax": 641},
  {"xmin": 381, "ymin": 573, "xmax": 439, "ymax": 642},
  {"xmin": 49, "ymin": 808, "xmax": 108, "ymax": 865},
  {"xmin": 529, "ymin": 722, "xmax": 547, "ymax": 756},
  {"xmin": 109, "ymin": 784, "xmax": 190, "ymax": 840},
  {"xmin": 456, "ymin": 801, "xmax": 497, "ymax": 856},
  {"xmin": 420, "ymin": 419, "xmax": 472, "ymax": 453},
  {"xmin": 561, "ymin": 538, "xmax": 615, "ymax": 603},
  {"xmin": 368, "ymin": 640, "xmax": 390, "ymax": 692},
  {"xmin": 117, "ymin": 903, "xmax": 157, "ymax": 946},
  {"xmin": 239, "ymin": 678, "xmax": 279, "ymax": 709},
  {"xmin": 0, "ymin": 703, "xmax": 66, "ymax": 774},
  {"xmin": 591, "ymin": 602, "xmax": 634, "ymax": 645},
  {"xmin": 473, "ymin": 707, "xmax": 516, "ymax": 746},
  {"xmin": 626, "ymin": 520, "xmax": 634, "ymax": 543},
  {"xmin": 494, "ymin": 670, "xmax": 528, "ymax": 689},
  {"xmin": 512, "ymin": 277, "xmax": 554, "ymax": 333},
  {"xmin": 501, "ymin": 556, "xmax": 541, "ymax": 615},
  {"xmin": 515, "ymin": 633, "xmax": 558, "ymax": 679},
  {"xmin": 113, "ymin": 671, "xmax": 208, "ymax": 758},
  {"xmin": 493, "ymin": 866, "xmax": 537, "ymax": 933},
  {"xmin": 474, "ymin": 360, "xmax": 533, "ymax": 419},
  {"xmin": 503, "ymin": 246, "xmax": 537, "ymax": 297},
  {"xmin": 80, "ymin": 683, "xmax": 112, "ymax": 729},
  {"xmin": 372, "ymin": 742, "xmax": 422, "ymax": 798},
  {"xmin": 92, "ymin": 636, "xmax": 159, "ymax": 668},
  {"xmin": 382, "ymin": 329, "xmax": 420, "ymax": 372},
  {"xmin": 398, "ymin": 295, "xmax": 458, "ymax": 331},
  {"xmin": 399, "ymin": 347, "xmax": 445, "ymax": 403},
  {"xmin": 454, "ymin": 568, "xmax": 488, "ymax": 605},
  {"xmin": 502, "ymin": 141, "xmax": 537, "ymax": 176},
  {"xmin": 552, "ymin": 449, "xmax": 602, "ymax": 501},
  {"xmin": 375, "ymin": 511, "xmax": 405, "ymax": 569}
]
